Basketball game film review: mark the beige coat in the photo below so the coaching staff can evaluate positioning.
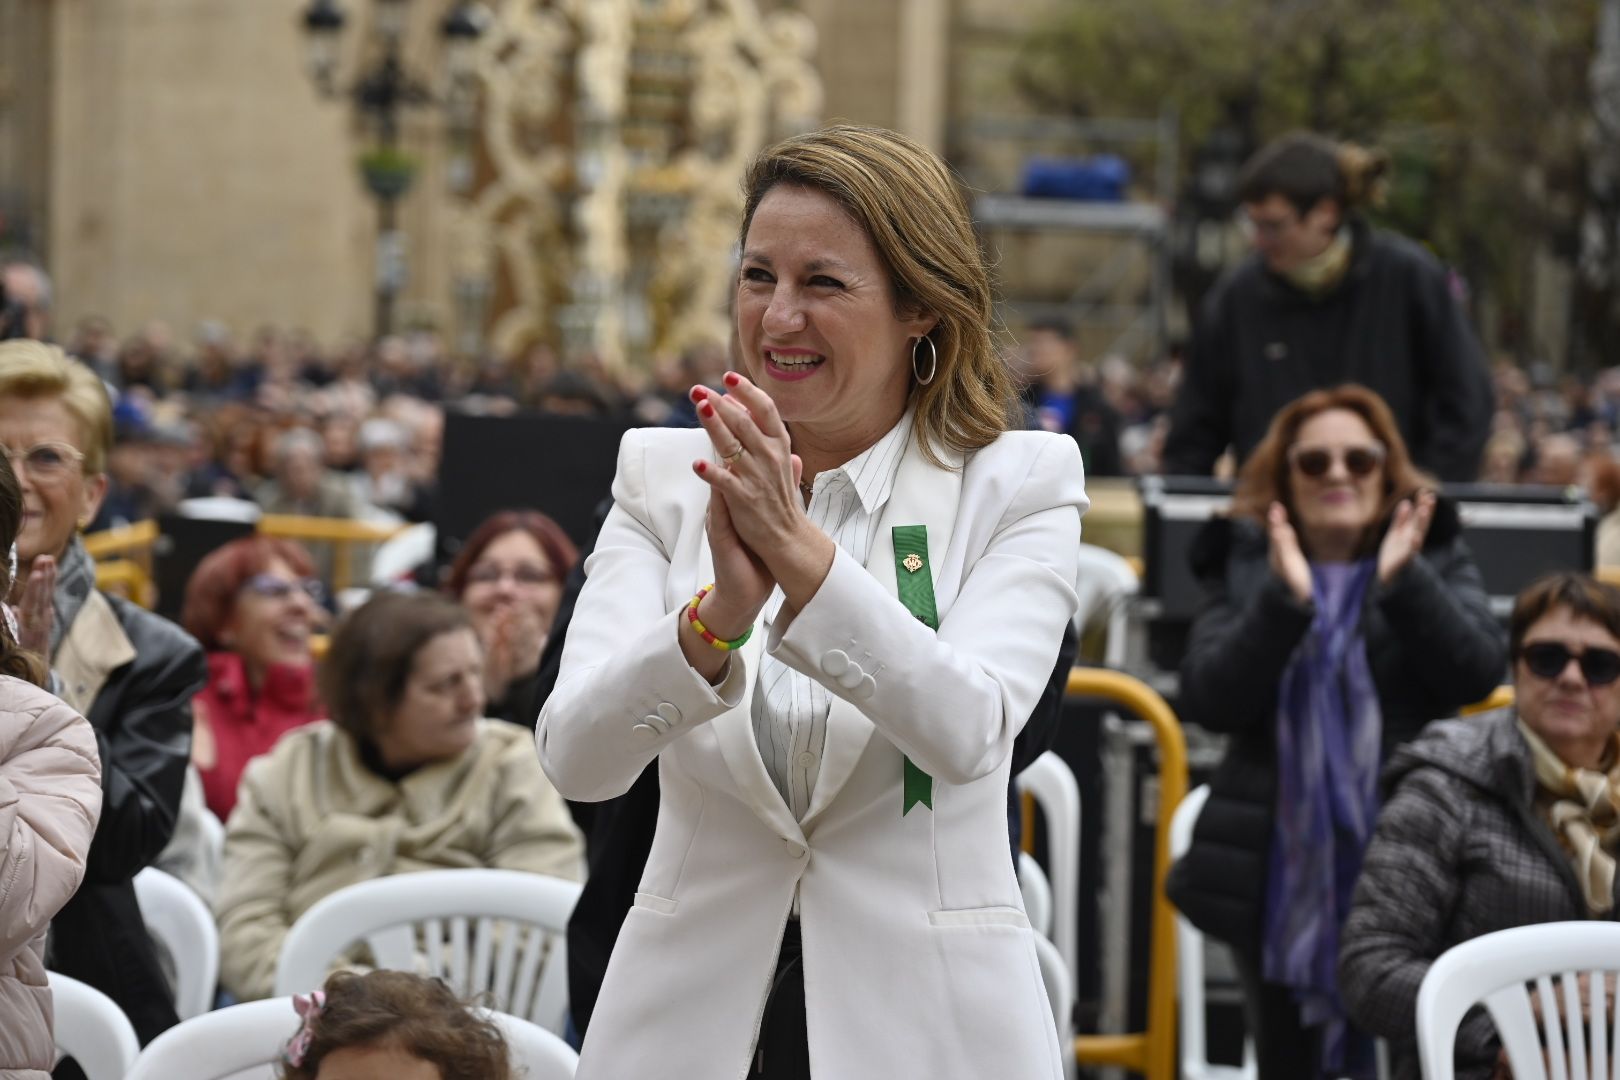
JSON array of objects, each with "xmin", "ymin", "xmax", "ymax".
[
  {"xmin": 0, "ymin": 677, "xmax": 102, "ymax": 1080},
  {"xmin": 216, "ymin": 719, "xmax": 583, "ymax": 1001}
]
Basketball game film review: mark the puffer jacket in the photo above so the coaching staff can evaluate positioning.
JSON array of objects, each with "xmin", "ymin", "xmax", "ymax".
[
  {"xmin": 0, "ymin": 677, "xmax": 102, "ymax": 1080},
  {"xmin": 1339, "ymin": 708, "xmax": 1618, "ymax": 1080},
  {"xmin": 1165, "ymin": 500, "xmax": 1507, "ymax": 954}
]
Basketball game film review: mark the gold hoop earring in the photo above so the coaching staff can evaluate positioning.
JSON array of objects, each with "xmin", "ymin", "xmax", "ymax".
[{"xmin": 911, "ymin": 336, "xmax": 937, "ymax": 385}]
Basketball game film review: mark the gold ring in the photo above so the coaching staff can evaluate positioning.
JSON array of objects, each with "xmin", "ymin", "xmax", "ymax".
[{"xmin": 721, "ymin": 447, "xmax": 745, "ymax": 466}]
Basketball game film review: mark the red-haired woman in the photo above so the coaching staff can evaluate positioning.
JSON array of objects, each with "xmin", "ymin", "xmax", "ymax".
[
  {"xmin": 444, "ymin": 510, "xmax": 577, "ymax": 729},
  {"xmin": 1165, "ymin": 384, "xmax": 1506, "ymax": 1080},
  {"xmin": 181, "ymin": 536, "xmax": 326, "ymax": 820}
]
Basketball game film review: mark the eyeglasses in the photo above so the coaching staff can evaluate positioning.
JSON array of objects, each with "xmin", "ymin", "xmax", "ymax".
[
  {"xmin": 0, "ymin": 441, "xmax": 85, "ymax": 481},
  {"xmin": 465, "ymin": 564, "xmax": 556, "ymax": 588},
  {"xmin": 1520, "ymin": 641, "xmax": 1620, "ymax": 687},
  {"xmin": 1288, "ymin": 443, "xmax": 1387, "ymax": 479},
  {"xmin": 241, "ymin": 574, "xmax": 325, "ymax": 605}
]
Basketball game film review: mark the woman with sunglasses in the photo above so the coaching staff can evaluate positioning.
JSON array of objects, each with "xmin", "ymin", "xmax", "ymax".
[
  {"xmin": 1341, "ymin": 573, "xmax": 1620, "ymax": 1079},
  {"xmin": 1166, "ymin": 384, "xmax": 1506, "ymax": 1080},
  {"xmin": 180, "ymin": 536, "xmax": 327, "ymax": 821},
  {"xmin": 444, "ymin": 510, "xmax": 576, "ymax": 730}
]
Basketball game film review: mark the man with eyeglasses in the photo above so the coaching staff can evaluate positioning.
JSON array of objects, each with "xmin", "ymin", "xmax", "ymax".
[{"xmin": 1164, "ymin": 132, "xmax": 1493, "ymax": 483}]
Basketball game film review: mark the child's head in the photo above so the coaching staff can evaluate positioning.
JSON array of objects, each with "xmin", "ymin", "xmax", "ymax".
[{"xmin": 279, "ymin": 971, "xmax": 512, "ymax": 1080}]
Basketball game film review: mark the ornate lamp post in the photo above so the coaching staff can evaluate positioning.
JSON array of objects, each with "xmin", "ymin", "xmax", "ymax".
[{"xmin": 299, "ymin": 0, "xmax": 489, "ymax": 337}]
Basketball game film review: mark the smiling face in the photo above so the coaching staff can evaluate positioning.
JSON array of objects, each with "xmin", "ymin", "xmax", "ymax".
[
  {"xmin": 1285, "ymin": 407, "xmax": 1387, "ymax": 558},
  {"xmin": 736, "ymin": 184, "xmax": 936, "ymax": 452},
  {"xmin": 222, "ymin": 556, "xmax": 319, "ymax": 678},
  {"xmin": 0, "ymin": 395, "xmax": 106, "ymax": 569},
  {"xmin": 372, "ymin": 627, "xmax": 485, "ymax": 771},
  {"xmin": 1516, "ymin": 606, "xmax": 1620, "ymax": 767},
  {"xmin": 460, "ymin": 529, "xmax": 561, "ymax": 638}
]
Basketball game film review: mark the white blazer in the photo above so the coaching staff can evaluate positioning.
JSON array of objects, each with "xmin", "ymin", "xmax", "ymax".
[{"xmin": 538, "ymin": 423, "xmax": 1087, "ymax": 1080}]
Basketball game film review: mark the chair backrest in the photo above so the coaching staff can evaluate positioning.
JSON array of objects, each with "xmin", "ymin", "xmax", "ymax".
[
  {"xmin": 1017, "ymin": 751, "xmax": 1082, "ymax": 986},
  {"xmin": 1073, "ymin": 543, "xmax": 1139, "ymax": 668},
  {"xmin": 134, "ymin": 866, "xmax": 220, "ymax": 1020},
  {"xmin": 1417, "ymin": 921, "xmax": 1620, "ymax": 1080},
  {"xmin": 490, "ymin": 1011, "xmax": 580, "ymax": 1078},
  {"xmin": 1169, "ymin": 785, "xmax": 1257, "ymax": 1080},
  {"xmin": 273, "ymin": 868, "xmax": 583, "ymax": 1033},
  {"xmin": 126, "ymin": 996, "xmax": 577, "ymax": 1080},
  {"xmin": 1033, "ymin": 931, "xmax": 1079, "ymax": 1080},
  {"xmin": 48, "ymin": 970, "xmax": 141, "ymax": 1080},
  {"xmin": 1019, "ymin": 851, "xmax": 1054, "ymax": 939}
]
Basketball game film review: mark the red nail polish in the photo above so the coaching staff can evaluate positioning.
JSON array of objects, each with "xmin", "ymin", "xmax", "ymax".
[
  {"xmin": 690, "ymin": 386, "xmax": 707, "ymax": 402},
  {"xmin": 700, "ymin": 402, "xmax": 715, "ymax": 418},
  {"xmin": 724, "ymin": 372, "xmax": 740, "ymax": 387},
  {"xmin": 696, "ymin": 461, "xmax": 707, "ymax": 474}
]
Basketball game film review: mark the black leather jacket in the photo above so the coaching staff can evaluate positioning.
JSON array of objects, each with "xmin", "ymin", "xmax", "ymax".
[{"xmin": 47, "ymin": 593, "xmax": 205, "ymax": 1044}]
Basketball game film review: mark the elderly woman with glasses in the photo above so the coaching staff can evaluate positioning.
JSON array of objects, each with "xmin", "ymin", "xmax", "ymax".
[
  {"xmin": 444, "ymin": 510, "xmax": 577, "ymax": 730},
  {"xmin": 1165, "ymin": 383, "xmax": 1506, "ymax": 1080},
  {"xmin": 180, "ymin": 536, "xmax": 327, "ymax": 821},
  {"xmin": 0, "ymin": 339, "xmax": 206, "ymax": 1048},
  {"xmin": 1341, "ymin": 574, "xmax": 1620, "ymax": 1079}
]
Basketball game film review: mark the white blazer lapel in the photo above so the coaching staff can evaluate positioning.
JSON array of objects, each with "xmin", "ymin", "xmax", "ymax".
[
  {"xmin": 697, "ymin": 525, "xmax": 809, "ymax": 847},
  {"xmin": 800, "ymin": 432, "xmax": 965, "ymax": 829}
]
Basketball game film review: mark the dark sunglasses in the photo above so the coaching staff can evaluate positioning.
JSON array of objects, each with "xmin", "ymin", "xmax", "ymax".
[
  {"xmin": 1520, "ymin": 641, "xmax": 1620, "ymax": 687},
  {"xmin": 242, "ymin": 574, "xmax": 325, "ymax": 604},
  {"xmin": 1288, "ymin": 443, "xmax": 1387, "ymax": 479}
]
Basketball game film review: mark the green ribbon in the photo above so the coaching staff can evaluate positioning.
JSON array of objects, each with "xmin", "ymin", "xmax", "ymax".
[{"xmin": 893, "ymin": 524, "xmax": 937, "ymax": 815}]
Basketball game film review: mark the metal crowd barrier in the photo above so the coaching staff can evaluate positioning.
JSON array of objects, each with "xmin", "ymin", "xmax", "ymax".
[
  {"xmin": 1065, "ymin": 667, "xmax": 1187, "ymax": 1080},
  {"xmin": 82, "ymin": 515, "xmax": 407, "ymax": 608}
]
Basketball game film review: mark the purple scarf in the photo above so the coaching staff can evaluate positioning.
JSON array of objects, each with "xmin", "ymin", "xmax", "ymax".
[{"xmin": 1263, "ymin": 560, "xmax": 1382, "ymax": 1080}]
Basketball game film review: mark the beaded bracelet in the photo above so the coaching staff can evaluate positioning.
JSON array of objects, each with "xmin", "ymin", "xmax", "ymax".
[{"xmin": 686, "ymin": 584, "xmax": 753, "ymax": 651}]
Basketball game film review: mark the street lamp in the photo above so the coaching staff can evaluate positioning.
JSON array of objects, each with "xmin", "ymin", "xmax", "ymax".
[{"xmin": 299, "ymin": 1, "xmax": 490, "ymax": 338}]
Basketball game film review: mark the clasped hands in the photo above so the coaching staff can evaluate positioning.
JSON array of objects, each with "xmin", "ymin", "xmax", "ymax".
[
  {"xmin": 1267, "ymin": 490, "xmax": 1436, "ymax": 604},
  {"xmin": 686, "ymin": 374, "xmax": 834, "ymax": 652}
]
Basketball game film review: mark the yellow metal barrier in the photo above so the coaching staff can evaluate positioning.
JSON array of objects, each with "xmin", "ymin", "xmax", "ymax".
[
  {"xmin": 94, "ymin": 559, "xmax": 156, "ymax": 610},
  {"xmin": 82, "ymin": 520, "xmax": 160, "ymax": 572},
  {"xmin": 258, "ymin": 514, "xmax": 405, "ymax": 594},
  {"xmin": 1461, "ymin": 684, "xmax": 1514, "ymax": 716},
  {"xmin": 1066, "ymin": 668, "xmax": 1186, "ymax": 1080}
]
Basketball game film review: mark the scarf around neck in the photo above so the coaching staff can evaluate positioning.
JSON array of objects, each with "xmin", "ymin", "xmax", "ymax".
[
  {"xmin": 50, "ymin": 536, "xmax": 97, "ymax": 660},
  {"xmin": 1282, "ymin": 227, "xmax": 1353, "ymax": 296},
  {"xmin": 1517, "ymin": 719, "xmax": 1620, "ymax": 915},
  {"xmin": 1263, "ymin": 559, "xmax": 1383, "ymax": 1079}
]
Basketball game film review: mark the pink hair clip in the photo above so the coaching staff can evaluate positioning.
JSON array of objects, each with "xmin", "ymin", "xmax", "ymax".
[{"xmin": 280, "ymin": 990, "xmax": 326, "ymax": 1067}]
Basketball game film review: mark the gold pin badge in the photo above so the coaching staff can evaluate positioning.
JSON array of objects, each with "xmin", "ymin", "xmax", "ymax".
[{"xmin": 902, "ymin": 553, "xmax": 923, "ymax": 574}]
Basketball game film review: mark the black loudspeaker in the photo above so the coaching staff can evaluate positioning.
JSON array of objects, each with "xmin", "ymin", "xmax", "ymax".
[
  {"xmin": 152, "ymin": 513, "xmax": 257, "ymax": 620},
  {"xmin": 435, "ymin": 412, "xmax": 630, "ymax": 566}
]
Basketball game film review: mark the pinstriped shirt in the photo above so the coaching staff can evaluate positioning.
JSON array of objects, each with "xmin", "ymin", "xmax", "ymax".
[{"xmin": 754, "ymin": 413, "xmax": 911, "ymax": 820}]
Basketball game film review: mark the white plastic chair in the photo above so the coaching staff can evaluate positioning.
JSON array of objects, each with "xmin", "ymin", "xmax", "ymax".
[
  {"xmin": 1073, "ymin": 542, "xmax": 1139, "ymax": 667},
  {"xmin": 134, "ymin": 866, "xmax": 219, "ymax": 1020},
  {"xmin": 125, "ymin": 995, "xmax": 578, "ymax": 1080},
  {"xmin": 1016, "ymin": 751, "xmax": 1082, "ymax": 988},
  {"xmin": 1034, "ymin": 931, "xmax": 1079, "ymax": 1080},
  {"xmin": 273, "ymin": 868, "xmax": 583, "ymax": 1034},
  {"xmin": 1170, "ymin": 784, "xmax": 1258, "ymax": 1080},
  {"xmin": 1019, "ymin": 851, "xmax": 1054, "ymax": 939},
  {"xmin": 1416, "ymin": 921, "xmax": 1620, "ymax": 1080},
  {"xmin": 48, "ymin": 970, "xmax": 140, "ymax": 1080}
]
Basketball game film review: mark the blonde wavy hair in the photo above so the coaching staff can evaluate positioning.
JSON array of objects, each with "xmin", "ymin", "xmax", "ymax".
[
  {"xmin": 0, "ymin": 339, "xmax": 113, "ymax": 474},
  {"xmin": 739, "ymin": 125, "xmax": 1017, "ymax": 465}
]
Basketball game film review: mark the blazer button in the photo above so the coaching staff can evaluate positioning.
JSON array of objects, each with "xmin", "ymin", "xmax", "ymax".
[
  {"xmin": 642, "ymin": 714, "xmax": 669, "ymax": 732},
  {"xmin": 656, "ymin": 702, "xmax": 682, "ymax": 725},
  {"xmin": 631, "ymin": 723, "xmax": 659, "ymax": 741},
  {"xmin": 820, "ymin": 650, "xmax": 850, "ymax": 677},
  {"xmin": 836, "ymin": 665, "xmax": 864, "ymax": 690},
  {"xmin": 853, "ymin": 675, "xmax": 877, "ymax": 701},
  {"xmin": 785, "ymin": 842, "xmax": 807, "ymax": 859}
]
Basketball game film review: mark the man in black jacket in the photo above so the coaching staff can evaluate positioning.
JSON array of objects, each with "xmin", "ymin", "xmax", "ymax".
[{"xmin": 1164, "ymin": 132, "xmax": 1493, "ymax": 482}]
